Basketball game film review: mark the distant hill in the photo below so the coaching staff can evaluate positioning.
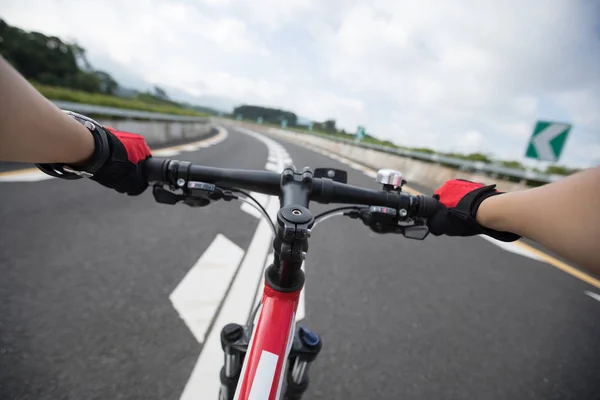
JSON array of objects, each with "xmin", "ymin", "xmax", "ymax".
[{"xmin": 233, "ymin": 105, "xmax": 298, "ymax": 125}]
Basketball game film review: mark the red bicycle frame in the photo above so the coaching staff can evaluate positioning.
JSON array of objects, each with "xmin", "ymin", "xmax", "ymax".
[{"xmin": 233, "ymin": 285, "xmax": 300, "ymax": 400}]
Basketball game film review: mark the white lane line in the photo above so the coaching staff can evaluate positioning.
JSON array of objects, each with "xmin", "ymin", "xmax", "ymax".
[
  {"xmin": 180, "ymin": 199, "xmax": 279, "ymax": 400},
  {"xmin": 169, "ymin": 234, "xmax": 244, "ymax": 344},
  {"xmin": 478, "ymin": 235, "xmax": 543, "ymax": 261},
  {"xmin": 234, "ymin": 128, "xmax": 305, "ymax": 318},
  {"xmin": 240, "ymin": 191, "xmax": 269, "ymax": 219},
  {"xmin": 584, "ymin": 291, "xmax": 600, "ymax": 302},
  {"xmin": 363, "ymin": 170, "xmax": 378, "ymax": 178},
  {"xmin": 181, "ymin": 126, "xmax": 297, "ymax": 399},
  {"xmin": 265, "ymin": 162, "xmax": 278, "ymax": 172},
  {"xmin": 179, "ymin": 144, "xmax": 202, "ymax": 152},
  {"xmin": 248, "ymin": 351, "xmax": 279, "ymax": 400},
  {"xmin": 241, "ymin": 202, "xmax": 264, "ymax": 219},
  {"xmin": 152, "ymin": 148, "xmax": 181, "ymax": 157}
]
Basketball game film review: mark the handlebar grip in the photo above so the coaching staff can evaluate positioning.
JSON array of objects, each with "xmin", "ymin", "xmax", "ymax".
[
  {"xmin": 415, "ymin": 195, "xmax": 441, "ymax": 218},
  {"xmin": 142, "ymin": 157, "xmax": 169, "ymax": 183}
]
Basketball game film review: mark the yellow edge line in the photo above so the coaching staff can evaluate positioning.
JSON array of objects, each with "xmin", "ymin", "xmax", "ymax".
[
  {"xmin": 0, "ymin": 128, "xmax": 224, "ymax": 178},
  {"xmin": 0, "ymin": 167, "xmax": 39, "ymax": 177},
  {"xmin": 511, "ymin": 242, "xmax": 600, "ymax": 289},
  {"xmin": 301, "ymin": 139, "xmax": 600, "ymax": 290}
]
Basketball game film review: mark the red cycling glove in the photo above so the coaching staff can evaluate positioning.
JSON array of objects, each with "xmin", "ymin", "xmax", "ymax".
[
  {"xmin": 427, "ymin": 179, "xmax": 520, "ymax": 242},
  {"xmin": 89, "ymin": 127, "xmax": 151, "ymax": 195},
  {"xmin": 37, "ymin": 112, "xmax": 151, "ymax": 195}
]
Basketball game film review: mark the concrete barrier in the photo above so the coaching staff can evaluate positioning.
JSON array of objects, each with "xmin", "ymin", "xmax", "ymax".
[
  {"xmin": 229, "ymin": 121, "xmax": 527, "ymax": 192},
  {"xmin": 97, "ymin": 119, "xmax": 213, "ymax": 146}
]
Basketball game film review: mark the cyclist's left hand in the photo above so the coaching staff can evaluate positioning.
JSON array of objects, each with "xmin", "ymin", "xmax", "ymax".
[{"xmin": 427, "ymin": 179, "xmax": 521, "ymax": 242}]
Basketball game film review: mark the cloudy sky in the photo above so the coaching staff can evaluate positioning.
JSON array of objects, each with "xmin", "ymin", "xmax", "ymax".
[{"xmin": 3, "ymin": 0, "xmax": 600, "ymax": 167}]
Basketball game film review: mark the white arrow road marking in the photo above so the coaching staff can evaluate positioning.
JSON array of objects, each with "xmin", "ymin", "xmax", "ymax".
[
  {"xmin": 532, "ymin": 123, "xmax": 569, "ymax": 162},
  {"xmin": 584, "ymin": 291, "xmax": 600, "ymax": 302},
  {"xmin": 169, "ymin": 234, "xmax": 244, "ymax": 344}
]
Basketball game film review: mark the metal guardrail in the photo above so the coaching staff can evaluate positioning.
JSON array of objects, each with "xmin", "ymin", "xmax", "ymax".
[
  {"xmin": 51, "ymin": 101, "xmax": 208, "ymax": 122},
  {"xmin": 275, "ymin": 128, "xmax": 563, "ymax": 184}
]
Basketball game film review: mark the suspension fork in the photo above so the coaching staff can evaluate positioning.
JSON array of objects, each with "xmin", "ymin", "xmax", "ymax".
[{"xmin": 219, "ymin": 321, "xmax": 322, "ymax": 400}]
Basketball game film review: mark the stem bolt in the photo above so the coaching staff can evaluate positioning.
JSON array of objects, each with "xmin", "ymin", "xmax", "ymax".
[
  {"xmin": 177, "ymin": 178, "xmax": 186, "ymax": 187},
  {"xmin": 399, "ymin": 209, "xmax": 408, "ymax": 218}
]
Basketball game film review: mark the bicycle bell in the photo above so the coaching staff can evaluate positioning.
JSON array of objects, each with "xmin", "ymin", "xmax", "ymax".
[{"xmin": 376, "ymin": 168, "xmax": 405, "ymax": 191}]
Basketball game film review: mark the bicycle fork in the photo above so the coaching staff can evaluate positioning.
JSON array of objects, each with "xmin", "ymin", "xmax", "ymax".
[{"xmin": 219, "ymin": 323, "xmax": 322, "ymax": 400}]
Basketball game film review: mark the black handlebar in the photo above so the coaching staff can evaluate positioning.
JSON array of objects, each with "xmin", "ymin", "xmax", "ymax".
[{"xmin": 143, "ymin": 157, "xmax": 439, "ymax": 218}]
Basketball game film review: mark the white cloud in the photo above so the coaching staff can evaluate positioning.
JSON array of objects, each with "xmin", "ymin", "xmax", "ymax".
[
  {"xmin": 2, "ymin": 0, "xmax": 599, "ymax": 167},
  {"xmin": 454, "ymin": 131, "xmax": 484, "ymax": 154}
]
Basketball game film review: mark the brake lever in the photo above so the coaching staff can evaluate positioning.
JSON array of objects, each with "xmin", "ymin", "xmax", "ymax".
[
  {"xmin": 359, "ymin": 206, "xmax": 401, "ymax": 234},
  {"xmin": 152, "ymin": 182, "xmax": 236, "ymax": 207},
  {"xmin": 153, "ymin": 185, "xmax": 184, "ymax": 205},
  {"xmin": 358, "ymin": 206, "xmax": 430, "ymax": 239}
]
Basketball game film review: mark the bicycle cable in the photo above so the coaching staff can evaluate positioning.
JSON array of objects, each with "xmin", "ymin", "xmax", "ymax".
[
  {"xmin": 246, "ymin": 206, "xmax": 367, "ymax": 329},
  {"xmin": 313, "ymin": 206, "xmax": 365, "ymax": 228},
  {"xmin": 233, "ymin": 189, "xmax": 277, "ymax": 237}
]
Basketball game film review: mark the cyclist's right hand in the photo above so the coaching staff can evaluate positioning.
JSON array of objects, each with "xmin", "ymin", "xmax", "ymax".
[{"xmin": 427, "ymin": 179, "xmax": 521, "ymax": 242}]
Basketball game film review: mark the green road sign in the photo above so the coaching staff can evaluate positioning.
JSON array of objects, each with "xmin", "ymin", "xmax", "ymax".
[
  {"xmin": 257, "ymin": 117, "xmax": 264, "ymax": 124},
  {"xmin": 308, "ymin": 122, "xmax": 313, "ymax": 132},
  {"xmin": 236, "ymin": 114, "xmax": 242, "ymax": 121},
  {"xmin": 355, "ymin": 126, "xmax": 366, "ymax": 141},
  {"xmin": 281, "ymin": 120, "xmax": 288, "ymax": 128},
  {"xmin": 525, "ymin": 121, "xmax": 571, "ymax": 162}
]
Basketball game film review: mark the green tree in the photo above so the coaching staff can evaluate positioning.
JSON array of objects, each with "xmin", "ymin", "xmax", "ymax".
[
  {"xmin": 94, "ymin": 71, "xmax": 119, "ymax": 95},
  {"xmin": 499, "ymin": 160, "xmax": 525, "ymax": 170},
  {"xmin": 153, "ymin": 86, "xmax": 169, "ymax": 100},
  {"xmin": 233, "ymin": 105, "xmax": 298, "ymax": 125},
  {"xmin": 323, "ymin": 119, "xmax": 337, "ymax": 132},
  {"xmin": 413, "ymin": 148, "xmax": 436, "ymax": 154},
  {"xmin": 464, "ymin": 153, "xmax": 491, "ymax": 163},
  {"xmin": 0, "ymin": 19, "xmax": 118, "ymax": 93}
]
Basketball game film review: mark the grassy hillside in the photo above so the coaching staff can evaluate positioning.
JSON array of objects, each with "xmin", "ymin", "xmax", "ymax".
[{"xmin": 33, "ymin": 83, "xmax": 208, "ymax": 117}]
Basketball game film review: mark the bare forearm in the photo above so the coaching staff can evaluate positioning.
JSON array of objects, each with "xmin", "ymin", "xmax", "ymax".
[
  {"xmin": 477, "ymin": 167, "xmax": 600, "ymax": 273},
  {"xmin": 0, "ymin": 56, "xmax": 94, "ymax": 164}
]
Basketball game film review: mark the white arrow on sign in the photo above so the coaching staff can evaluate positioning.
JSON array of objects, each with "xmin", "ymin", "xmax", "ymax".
[{"xmin": 532, "ymin": 123, "xmax": 570, "ymax": 162}]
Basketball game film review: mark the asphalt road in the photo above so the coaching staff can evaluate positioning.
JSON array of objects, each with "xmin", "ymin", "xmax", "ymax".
[{"xmin": 1, "ymin": 125, "xmax": 599, "ymax": 400}]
